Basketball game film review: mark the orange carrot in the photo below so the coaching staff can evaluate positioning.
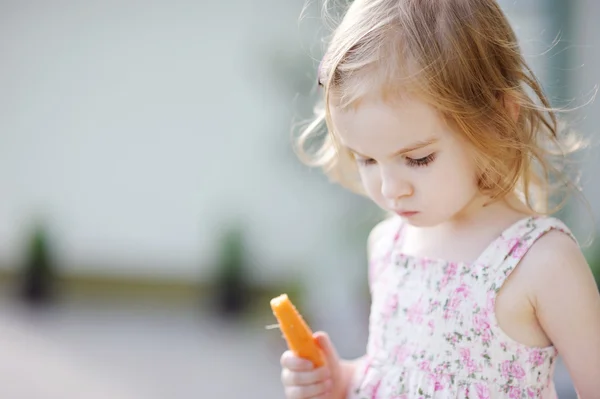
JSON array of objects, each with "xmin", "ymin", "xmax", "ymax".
[{"xmin": 270, "ymin": 293, "xmax": 325, "ymax": 367}]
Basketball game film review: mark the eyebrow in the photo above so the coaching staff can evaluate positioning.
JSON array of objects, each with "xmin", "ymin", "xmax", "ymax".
[{"xmin": 347, "ymin": 138, "xmax": 438, "ymax": 158}]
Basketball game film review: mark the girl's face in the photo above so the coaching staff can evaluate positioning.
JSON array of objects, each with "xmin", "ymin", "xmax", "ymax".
[{"xmin": 331, "ymin": 96, "xmax": 484, "ymax": 227}]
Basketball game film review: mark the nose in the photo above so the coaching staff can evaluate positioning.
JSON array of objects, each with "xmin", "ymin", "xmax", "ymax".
[{"xmin": 380, "ymin": 170, "xmax": 413, "ymax": 202}]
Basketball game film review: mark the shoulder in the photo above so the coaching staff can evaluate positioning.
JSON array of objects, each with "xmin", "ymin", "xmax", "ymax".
[
  {"xmin": 518, "ymin": 217, "xmax": 591, "ymax": 299},
  {"xmin": 367, "ymin": 215, "xmax": 401, "ymax": 258},
  {"xmin": 519, "ymin": 217, "xmax": 583, "ymax": 273},
  {"xmin": 521, "ymin": 218, "xmax": 582, "ymax": 270}
]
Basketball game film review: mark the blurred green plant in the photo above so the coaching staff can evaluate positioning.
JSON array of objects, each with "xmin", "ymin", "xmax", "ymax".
[
  {"xmin": 18, "ymin": 222, "xmax": 57, "ymax": 306},
  {"xmin": 205, "ymin": 219, "xmax": 312, "ymax": 325},
  {"xmin": 210, "ymin": 221, "xmax": 253, "ymax": 318}
]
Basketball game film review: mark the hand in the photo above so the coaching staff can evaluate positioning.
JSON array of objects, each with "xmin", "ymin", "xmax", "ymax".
[{"xmin": 280, "ymin": 332, "xmax": 345, "ymax": 399}]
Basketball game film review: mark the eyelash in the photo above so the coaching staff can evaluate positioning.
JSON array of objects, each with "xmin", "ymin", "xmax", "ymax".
[
  {"xmin": 356, "ymin": 153, "xmax": 437, "ymax": 168},
  {"xmin": 406, "ymin": 153, "xmax": 436, "ymax": 167},
  {"xmin": 357, "ymin": 158, "xmax": 377, "ymax": 166}
]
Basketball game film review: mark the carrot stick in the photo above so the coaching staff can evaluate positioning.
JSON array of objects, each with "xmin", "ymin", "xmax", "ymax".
[{"xmin": 270, "ymin": 294, "xmax": 325, "ymax": 367}]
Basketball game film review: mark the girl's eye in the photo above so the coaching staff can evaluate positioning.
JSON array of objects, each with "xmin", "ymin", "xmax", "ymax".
[
  {"xmin": 356, "ymin": 157, "xmax": 377, "ymax": 166},
  {"xmin": 406, "ymin": 153, "xmax": 436, "ymax": 167}
]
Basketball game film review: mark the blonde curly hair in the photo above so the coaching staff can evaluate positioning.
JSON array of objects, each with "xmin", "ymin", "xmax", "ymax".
[{"xmin": 295, "ymin": 0, "xmax": 586, "ymax": 215}]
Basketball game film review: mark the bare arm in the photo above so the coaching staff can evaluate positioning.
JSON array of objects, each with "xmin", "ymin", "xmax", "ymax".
[
  {"xmin": 530, "ymin": 232, "xmax": 600, "ymax": 398},
  {"xmin": 338, "ymin": 356, "xmax": 366, "ymax": 399}
]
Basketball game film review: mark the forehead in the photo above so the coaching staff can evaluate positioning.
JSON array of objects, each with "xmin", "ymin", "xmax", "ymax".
[{"xmin": 330, "ymin": 96, "xmax": 448, "ymax": 150}]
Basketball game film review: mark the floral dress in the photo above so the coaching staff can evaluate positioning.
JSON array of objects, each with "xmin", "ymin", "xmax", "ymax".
[{"xmin": 347, "ymin": 216, "xmax": 575, "ymax": 399}]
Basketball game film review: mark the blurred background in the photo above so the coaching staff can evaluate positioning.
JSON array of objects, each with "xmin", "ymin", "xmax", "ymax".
[{"xmin": 0, "ymin": 0, "xmax": 598, "ymax": 397}]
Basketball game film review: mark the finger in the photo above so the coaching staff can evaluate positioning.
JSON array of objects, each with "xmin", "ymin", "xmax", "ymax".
[
  {"xmin": 281, "ymin": 350, "xmax": 315, "ymax": 371},
  {"xmin": 281, "ymin": 367, "xmax": 331, "ymax": 386},
  {"xmin": 313, "ymin": 332, "xmax": 340, "ymax": 366},
  {"xmin": 285, "ymin": 380, "xmax": 332, "ymax": 399}
]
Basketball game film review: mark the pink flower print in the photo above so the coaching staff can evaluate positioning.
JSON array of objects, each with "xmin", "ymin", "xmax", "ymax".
[
  {"xmin": 362, "ymin": 359, "xmax": 372, "ymax": 379},
  {"xmin": 466, "ymin": 360, "xmax": 478, "ymax": 375},
  {"xmin": 370, "ymin": 379, "xmax": 381, "ymax": 399},
  {"xmin": 428, "ymin": 374, "xmax": 446, "ymax": 392},
  {"xmin": 460, "ymin": 348, "xmax": 478, "ymax": 374},
  {"xmin": 527, "ymin": 387, "xmax": 537, "ymax": 398},
  {"xmin": 473, "ymin": 314, "xmax": 490, "ymax": 332},
  {"xmin": 485, "ymin": 292, "xmax": 496, "ymax": 313},
  {"xmin": 443, "ymin": 299, "xmax": 458, "ymax": 319},
  {"xmin": 473, "ymin": 314, "xmax": 492, "ymax": 344},
  {"xmin": 501, "ymin": 360, "xmax": 512, "ymax": 379},
  {"xmin": 475, "ymin": 383, "xmax": 490, "ymax": 399},
  {"xmin": 443, "ymin": 284, "xmax": 469, "ymax": 319},
  {"xmin": 528, "ymin": 349, "xmax": 545, "ymax": 366},
  {"xmin": 515, "ymin": 347, "xmax": 523, "ymax": 357},
  {"xmin": 508, "ymin": 238, "xmax": 528, "ymax": 259},
  {"xmin": 512, "ymin": 363, "xmax": 526, "ymax": 380},
  {"xmin": 459, "ymin": 348, "xmax": 471, "ymax": 362},
  {"xmin": 434, "ymin": 362, "xmax": 450, "ymax": 374},
  {"xmin": 501, "ymin": 360, "xmax": 526, "ymax": 380},
  {"xmin": 508, "ymin": 386, "xmax": 521, "ymax": 398},
  {"xmin": 393, "ymin": 344, "xmax": 410, "ymax": 364},
  {"xmin": 448, "ymin": 333, "xmax": 459, "ymax": 345},
  {"xmin": 481, "ymin": 329, "xmax": 492, "ymax": 345},
  {"xmin": 407, "ymin": 298, "xmax": 425, "ymax": 324},
  {"xmin": 440, "ymin": 262, "xmax": 458, "ymax": 288},
  {"xmin": 427, "ymin": 319, "xmax": 435, "ymax": 334},
  {"xmin": 455, "ymin": 283, "xmax": 470, "ymax": 297},
  {"xmin": 382, "ymin": 293, "xmax": 398, "ymax": 322},
  {"xmin": 418, "ymin": 360, "xmax": 430, "ymax": 372}
]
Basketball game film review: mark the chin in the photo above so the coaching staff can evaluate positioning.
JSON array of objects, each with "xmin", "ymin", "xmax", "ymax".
[
  {"xmin": 400, "ymin": 213, "xmax": 447, "ymax": 228},
  {"xmin": 403, "ymin": 218, "xmax": 434, "ymax": 228}
]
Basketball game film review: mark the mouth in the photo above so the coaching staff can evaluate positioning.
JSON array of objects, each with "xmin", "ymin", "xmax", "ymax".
[{"xmin": 395, "ymin": 210, "xmax": 419, "ymax": 218}]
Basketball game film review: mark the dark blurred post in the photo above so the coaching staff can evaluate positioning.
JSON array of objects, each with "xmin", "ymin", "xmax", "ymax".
[
  {"xmin": 19, "ymin": 222, "xmax": 57, "ymax": 306},
  {"xmin": 211, "ymin": 222, "xmax": 251, "ymax": 317}
]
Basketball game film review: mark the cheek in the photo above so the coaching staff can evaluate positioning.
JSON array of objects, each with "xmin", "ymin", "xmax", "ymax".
[
  {"xmin": 424, "ymin": 154, "xmax": 479, "ymax": 198},
  {"xmin": 358, "ymin": 167, "xmax": 382, "ymax": 198}
]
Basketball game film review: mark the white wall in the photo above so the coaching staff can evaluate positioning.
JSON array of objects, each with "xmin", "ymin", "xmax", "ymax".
[
  {"xmin": 0, "ymin": 0, "xmax": 376, "ymax": 285},
  {"xmin": 497, "ymin": 0, "xmax": 552, "ymax": 85},
  {"xmin": 571, "ymin": 0, "xmax": 600, "ymax": 236}
]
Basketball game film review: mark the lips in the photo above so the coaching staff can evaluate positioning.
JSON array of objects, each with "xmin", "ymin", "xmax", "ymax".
[{"xmin": 396, "ymin": 211, "xmax": 419, "ymax": 217}]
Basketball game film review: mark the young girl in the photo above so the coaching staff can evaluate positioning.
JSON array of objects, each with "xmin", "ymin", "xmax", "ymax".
[{"xmin": 279, "ymin": 0, "xmax": 600, "ymax": 398}]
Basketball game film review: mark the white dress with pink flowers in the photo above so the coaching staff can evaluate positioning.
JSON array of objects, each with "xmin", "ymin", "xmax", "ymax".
[{"xmin": 347, "ymin": 215, "xmax": 575, "ymax": 399}]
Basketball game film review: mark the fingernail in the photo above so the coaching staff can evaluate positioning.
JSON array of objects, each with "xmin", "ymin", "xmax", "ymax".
[{"xmin": 325, "ymin": 379, "xmax": 333, "ymax": 390}]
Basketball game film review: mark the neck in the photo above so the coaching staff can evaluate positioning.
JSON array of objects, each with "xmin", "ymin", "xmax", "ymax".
[{"xmin": 424, "ymin": 192, "xmax": 533, "ymax": 236}]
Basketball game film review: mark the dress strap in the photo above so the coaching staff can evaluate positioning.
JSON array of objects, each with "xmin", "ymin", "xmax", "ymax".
[
  {"xmin": 476, "ymin": 216, "xmax": 577, "ymax": 292},
  {"xmin": 368, "ymin": 216, "xmax": 404, "ymax": 291}
]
